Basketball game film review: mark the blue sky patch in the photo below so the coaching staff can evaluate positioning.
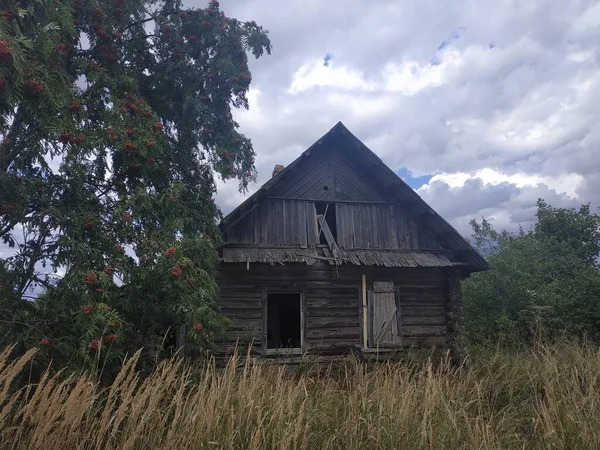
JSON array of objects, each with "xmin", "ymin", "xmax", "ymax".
[
  {"xmin": 396, "ymin": 167, "xmax": 434, "ymax": 190},
  {"xmin": 437, "ymin": 26, "xmax": 467, "ymax": 51}
]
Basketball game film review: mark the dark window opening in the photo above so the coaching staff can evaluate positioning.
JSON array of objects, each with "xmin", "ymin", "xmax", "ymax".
[
  {"xmin": 267, "ymin": 293, "xmax": 302, "ymax": 349},
  {"xmin": 315, "ymin": 202, "xmax": 337, "ymax": 245}
]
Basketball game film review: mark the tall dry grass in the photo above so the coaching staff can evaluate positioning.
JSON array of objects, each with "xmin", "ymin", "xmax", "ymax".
[{"xmin": 1, "ymin": 342, "xmax": 600, "ymax": 449}]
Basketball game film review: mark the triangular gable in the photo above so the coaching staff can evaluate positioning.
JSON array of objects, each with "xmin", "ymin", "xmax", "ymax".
[
  {"xmin": 220, "ymin": 122, "xmax": 488, "ymax": 272},
  {"xmin": 267, "ymin": 147, "xmax": 387, "ymax": 202}
]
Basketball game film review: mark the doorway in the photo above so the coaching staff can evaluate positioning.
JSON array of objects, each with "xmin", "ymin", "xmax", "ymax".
[{"xmin": 266, "ymin": 293, "xmax": 302, "ymax": 349}]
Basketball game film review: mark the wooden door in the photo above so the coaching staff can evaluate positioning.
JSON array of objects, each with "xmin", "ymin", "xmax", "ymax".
[{"xmin": 369, "ymin": 281, "xmax": 401, "ymax": 346}]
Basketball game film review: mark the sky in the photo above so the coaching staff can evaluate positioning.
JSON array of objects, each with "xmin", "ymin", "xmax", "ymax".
[{"xmin": 195, "ymin": 0, "xmax": 600, "ymax": 237}]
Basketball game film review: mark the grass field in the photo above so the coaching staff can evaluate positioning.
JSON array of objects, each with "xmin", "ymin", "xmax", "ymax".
[{"xmin": 1, "ymin": 342, "xmax": 599, "ymax": 449}]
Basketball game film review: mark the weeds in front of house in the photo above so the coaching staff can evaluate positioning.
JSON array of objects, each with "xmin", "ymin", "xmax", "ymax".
[{"xmin": 1, "ymin": 342, "xmax": 600, "ymax": 449}]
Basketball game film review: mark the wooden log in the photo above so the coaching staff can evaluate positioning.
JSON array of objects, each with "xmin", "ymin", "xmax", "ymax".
[
  {"xmin": 401, "ymin": 315, "xmax": 447, "ymax": 326},
  {"xmin": 307, "ymin": 327, "xmax": 360, "ymax": 340},
  {"xmin": 400, "ymin": 306, "xmax": 447, "ymax": 317},
  {"xmin": 306, "ymin": 317, "xmax": 359, "ymax": 328},
  {"xmin": 401, "ymin": 325, "xmax": 447, "ymax": 337}
]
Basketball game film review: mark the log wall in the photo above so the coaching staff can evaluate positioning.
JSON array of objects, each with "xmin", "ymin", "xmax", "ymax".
[{"xmin": 215, "ymin": 262, "xmax": 454, "ymax": 355}]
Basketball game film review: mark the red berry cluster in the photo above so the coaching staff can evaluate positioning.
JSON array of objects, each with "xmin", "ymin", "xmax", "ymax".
[
  {"xmin": 96, "ymin": 28, "xmax": 110, "ymax": 40},
  {"xmin": 171, "ymin": 265, "xmax": 183, "ymax": 277},
  {"xmin": 54, "ymin": 42, "xmax": 67, "ymax": 53},
  {"xmin": 90, "ymin": 338, "xmax": 100, "ymax": 350},
  {"xmin": 40, "ymin": 338, "xmax": 51, "ymax": 346},
  {"xmin": 0, "ymin": 40, "xmax": 12, "ymax": 61},
  {"xmin": 82, "ymin": 304, "xmax": 92, "ymax": 314},
  {"xmin": 24, "ymin": 79, "xmax": 46, "ymax": 96},
  {"xmin": 164, "ymin": 246, "xmax": 176, "ymax": 257},
  {"xmin": 84, "ymin": 272, "xmax": 99, "ymax": 285},
  {"xmin": 60, "ymin": 132, "xmax": 73, "ymax": 144},
  {"xmin": 105, "ymin": 333, "xmax": 118, "ymax": 343},
  {"xmin": 124, "ymin": 142, "xmax": 137, "ymax": 152},
  {"xmin": 104, "ymin": 265, "xmax": 114, "ymax": 276},
  {"xmin": 0, "ymin": 203, "xmax": 17, "ymax": 214},
  {"xmin": 192, "ymin": 323, "xmax": 203, "ymax": 332}
]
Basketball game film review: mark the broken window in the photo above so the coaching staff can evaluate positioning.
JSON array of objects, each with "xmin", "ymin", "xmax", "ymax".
[
  {"xmin": 266, "ymin": 293, "xmax": 302, "ymax": 349},
  {"xmin": 315, "ymin": 202, "xmax": 337, "ymax": 245}
]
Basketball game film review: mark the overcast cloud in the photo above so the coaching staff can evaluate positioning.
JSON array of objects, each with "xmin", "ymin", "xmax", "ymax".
[{"xmin": 193, "ymin": 0, "xmax": 600, "ymax": 237}]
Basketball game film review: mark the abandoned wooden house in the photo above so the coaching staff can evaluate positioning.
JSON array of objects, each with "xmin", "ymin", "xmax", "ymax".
[{"xmin": 216, "ymin": 122, "xmax": 488, "ymax": 360}]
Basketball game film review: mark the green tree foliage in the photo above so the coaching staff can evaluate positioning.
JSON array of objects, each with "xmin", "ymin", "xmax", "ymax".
[
  {"xmin": 0, "ymin": 0, "xmax": 271, "ymax": 373},
  {"xmin": 464, "ymin": 200, "xmax": 600, "ymax": 347}
]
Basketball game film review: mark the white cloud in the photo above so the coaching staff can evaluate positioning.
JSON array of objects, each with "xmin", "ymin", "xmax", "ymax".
[
  {"xmin": 288, "ymin": 60, "xmax": 377, "ymax": 93},
  {"xmin": 421, "ymin": 169, "xmax": 583, "ymax": 198}
]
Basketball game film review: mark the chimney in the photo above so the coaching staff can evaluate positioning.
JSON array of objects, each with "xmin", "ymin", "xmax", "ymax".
[{"xmin": 272, "ymin": 164, "xmax": 285, "ymax": 178}]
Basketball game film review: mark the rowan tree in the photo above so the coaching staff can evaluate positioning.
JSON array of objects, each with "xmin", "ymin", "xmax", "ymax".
[{"xmin": 0, "ymin": 0, "xmax": 271, "ymax": 372}]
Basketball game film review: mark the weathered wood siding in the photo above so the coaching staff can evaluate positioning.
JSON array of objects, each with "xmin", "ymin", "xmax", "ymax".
[
  {"xmin": 222, "ymin": 146, "xmax": 446, "ymax": 251},
  {"xmin": 268, "ymin": 150, "xmax": 387, "ymax": 202},
  {"xmin": 223, "ymin": 199, "xmax": 318, "ymax": 248},
  {"xmin": 332, "ymin": 152, "xmax": 385, "ymax": 202},
  {"xmin": 224, "ymin": 199, "xmax": 444, "ymax": 252},
  {"xmin": 215, "ymin": 263, "xmax": 451, "ymax": 354},
  {"xmin": 334, "ymin": 203, "xmax": 442, "ymax": 251}
]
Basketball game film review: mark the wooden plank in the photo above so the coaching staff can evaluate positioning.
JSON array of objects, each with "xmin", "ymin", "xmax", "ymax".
[
  {"xmin": 273, "ymin": 153, "xmax": 328, "ymax": 198},
  {"xmin": 261, "ymin": 288, "xmax": 267, "ymax": 354},
  {"xmin": 266, "ymin": 197, "xmax": 392, "ymax": 205},
  {"xmin": 286, "ymin": 155, "xmax": 330, "ymax": 199},
  {"xmin": 373, "ymin": 281, "xmax": 394, "ymax": 293},
  {"xmin": 240, "ymin": 211, "xmax": 254, "ymax": 244},
  {"xmin": 333, "ymin": 152, "xmax": 386, "ymax": 201},
  {"xmin": 317, "ymin": 214, "xmax": 339, "ymax": 256},
  {"xmin": 266, "ymin": 200, "xmax": 276, "ymax": 245},
  {"xmin": 274, "ymin": 200, "xmax": 284, "ymax": 245},
  {"xmin": 401, "ymin": 316, "xmax": 447, "ymax": 326},
  {"xmin": 367, "ymin": 289, "xmax": 374, "ymax": 347},
  {"xmin": 340, "ymin": 203, "xmax": 356, "ymax": 249},
  {"xmin": 401, "ymin": 325, "xmax": 447, "ymax": 337},
  {"xmin": 252, "ymin": 208, "xmax": 261, "ymax": 245},
  {"xmin": 388, "ymin": 206, "xmax": 398, "ymax": 249},
  {"xmin": 370, "ymin": 205, "xmax": 380, "ymax": 249},
  {"xmin": 307, "ymin": 298, "xmax": 360, "ymax": 309},
  {"xmin": 297, "ymin": 201, "xmax": 307, "ymax": 247},
  {"xmin": 395, "ymin": 287, "xmax": 402, "ymax": 342},
  {"xmin": 307, "ymin": 202, "xmax": 318, "ymax": 247},
  {"xmin": 307, "ymin": 327, "xmax": 360, "ymax": 341},
  {"xmin": 301, "ymin": 288, "xmax": 306, "ymax": 348},
  {"xmin": 372, "ymin": 285, "xmax": 398, "ymax": 344},
  {"xmin": 400, "ymin": 306, "xmax": 447, "ymax": 316},
  {"xmin": 361, "ymin": 204, "xmax": 371, "ymax": 249},
  {"xmin": 328, "ymin": 151, "xmax": 335, "ymax": 201},
  {"xmin": 396, "ymin": 207, "xmax": 407, "ymax": 249},
  {"xmin": 282, "ymin": 200, "xmax": 290, "ymax": 245},
  {"xmin": 259, "ymin": 201, "xmax": 268, "ymax": 245},
  {"xmin": 306, "ymin": 317, "xmax": 359, "ymax": 328},
  {"xmin": 335, "ymin": 203, "xmax": 345, "ymax": 249}
]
